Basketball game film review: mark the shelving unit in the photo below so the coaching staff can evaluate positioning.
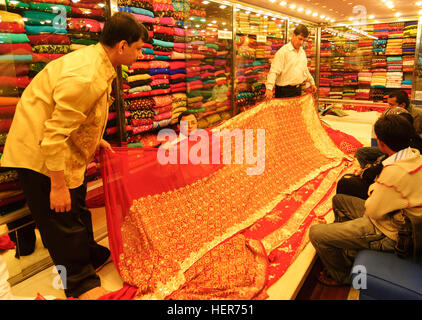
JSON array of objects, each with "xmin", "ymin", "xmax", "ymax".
[{"xmin": 318, "ymin": 20, "xmax": 418, "ymax": 103}]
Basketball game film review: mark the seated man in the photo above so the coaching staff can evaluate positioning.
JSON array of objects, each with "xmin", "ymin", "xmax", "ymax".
[
  {"xmin": 336, "ymin": 110, "xmax": 422, "ymax": 200},
  {"xmin": 355, "ymin": 90, "xmax": 415, "ymax": 168},
  {"xmin": 310, "ymin": 114, "xmax": 422, "ymax": 286}
]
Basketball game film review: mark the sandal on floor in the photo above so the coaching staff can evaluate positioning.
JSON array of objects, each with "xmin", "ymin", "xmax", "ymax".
[{"xmin": 317, "ymin": 269, "xmax": 347, "ymax": 287}]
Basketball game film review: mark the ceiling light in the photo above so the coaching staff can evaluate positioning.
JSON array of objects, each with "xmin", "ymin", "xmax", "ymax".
[
  {"xmin": 306, "ymin": 10, "xmax": 312, "ymax": 15},
  {"xmin": 289, "ymin": 4, "xmax": 296, "ymax": 9},
  {"xmin": 348, "ymin": 17, "xmax": 354, "ymax": 21},
  {"xmin": 312, "ymin": 12, "xmax": 318, "ymax": 17},
  {"xmin": 298, "ymin": 7, "xmax": 304, "ymax": 12},
  {"xmin": 417, "ymin": 1, "xmax": 422, "ymax": 5},
  {"xmin": 395, "ymin": 12, "xmax": 401, "ymax": 17},
  {"xmin": 219, "ymin": 4, "xmax": 227, "ymax": 9},
  {"xmin": 202, "ymin": 0, "xmax": 209, "ymax": 3},
  {"xmin": 320, "ymin": 14, "xmax": 325, "ymax": 18},
  {"xmin": 368, "ymin": 14, "xmax": 375, "ymax": 19},
  {"xmin": 419, "ymin": 9, "xmax": 422, "ymax": 15},
  {"xmin": 325, "ymin": 17, "xmax": 330, "ymax": 20},
  {"xmin": 269, "ymin": 0, "xmax": 276, "ymax": 2},
  {"xmin": 279, "ymin": 1, "xmax": 287, "ymax": 5}
]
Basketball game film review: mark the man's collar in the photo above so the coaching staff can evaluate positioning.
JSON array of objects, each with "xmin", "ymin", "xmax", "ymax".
[
  {"xmin": 288, "ymin": 41, "xmax": 302, "ymax": 52},
  {"xmin": 382, "ymin": 147, "xmax": 414, "ymax": 166},
  {"xmin": 95, "ymin": 43, "xmax": 117, "ymax": 83}
]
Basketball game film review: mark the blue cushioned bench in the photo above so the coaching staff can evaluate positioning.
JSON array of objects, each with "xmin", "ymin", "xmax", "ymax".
[{"xmin": 350, "ymin": 250, "xmax": 422, "ymax": 300}]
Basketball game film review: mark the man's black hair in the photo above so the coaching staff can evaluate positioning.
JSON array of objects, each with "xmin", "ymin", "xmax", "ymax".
[
  {"xmin": 293, "ymin": 24, "xmax": 309, "ymax": 38},
  {"xmin": 374, "ymin": 114, "xmax": 414, "ymax": 152},
  {"xmin": 389, "ymin": 90, "xmax": 410, "ymax": 110},
  {"xmin": 100, "ymin": 12, "xmax": 150, "ymax": 47},
  {"xmin": 177, "ymin": 111, "xmax": 197, "ymax": 124}
]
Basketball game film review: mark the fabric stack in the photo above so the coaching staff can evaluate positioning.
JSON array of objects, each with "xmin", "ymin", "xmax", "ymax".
[
  {"xmin": 401, "ymin": 80, "xmax": 412, "ymax": 90},
  {"xmin": 330, "ymin": 72, "xmax": 344, "ymax": 87},
  {"xmin": 344, "ymin": 40, "xmax": 358, "ymax": 57},
  {"xmin": 319, "ymin": 86, "xmax": 330, "ymax": 98},
  {"xmin": 320, "ymin": 57, "xmax": 331, "ymax": 72},
  {"xmin": 120, "ymin": 0, "xmax": 183, "ymax": 143},
  {"xmin": 371, "ymin": 56, "xmax": 387, "ymax": 71},
  {"xmin": 304, "ymin": 37, "xmax": 315, "ymax": 74},
  {"xmin": 386, "ymin": 38, "xmax": 403, "ymax": 56},
  {"xmin": 343, "ymin": 87, "xmax": 356, "ymax": 99},
  {"xmin": 355, "ymin": 88, "xmax": 371, "ymax": 100},
  {"xmin": 402, "ymin": 21, "xmax": 417, "ymax": 73},
  {"xmin": 370, "ymin": 71, "xmax": 387, "ymax": 88},
  {"xmin": 329, "ymin": 87, "xmax": 343, "ymax": 99},
  {"xmin": 372, "ymin": 39, "xmax": 387, "ymax": 56},
  {"xmin": 0, "ymin": 13, "xmax": 24, "ymax": 215},
  {"xmin": 344, "ymin": 73, "xmax": 358, "ymax": 86},
  {"xmin": 357, "ymin": 39, "xmax": 372, "ymax": 71},
  {"xmin": 332, "ymin": 38, "xmax": 345, "ymax": 57},
  {"xmin": 386, "ymin": 71, "xmax": 403, "ymax": 88},
  {"xmin": 373, "ymin": 23, "xmax": 389, "ymax": 39},
  {"xmin": 0, "ymin": 11, "xmax": 27, "ymax": 217},
  {"xmin": 387, "ymin": 56, "xmax": 403, "ymax": 73},
  {"xmin": 388, "ymin": 22, "xmax": 404, "ymax": 39},
  {"xmin": 236, "ymin": 11, "xmax": 250, "ymax": 34},
  {"xmin": 370, "ymin": 88, "xmax": 385, "ymax": 102},
  {"xmin": 358, "ymin": 72, "xmax": 372, "ymax": 86},
  {"xmin": 320, "ymin": 39, "xmax": 332, "ymax": 57},
  {"xmin": 331, "ymin": 56, "xmax": 344, "ymax": 72},
  {"xmin": 319, "ymin": 72, "xmax": 331, "ymax": 87},
  {"xmin": 403, "ymin": 21, "xmax": 418, "ymax": 38},
  {"xmin": 170, "ymin": 92, "xmax": 187, "ymax": 125},
  {"xmin": 344, "ymin": 55, "xmax": 360, "ymax": 72}
]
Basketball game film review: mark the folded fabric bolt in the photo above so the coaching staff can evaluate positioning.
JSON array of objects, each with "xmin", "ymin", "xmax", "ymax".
[
  {"xmin": 156, "ymin": 17, "xmax": 175, "ymax": 26},
  {"xmin": 0, "ymin": 32, "xmax": 30, "ymax": 44},
  {"xmin": 0, "ymin": 54, "xmax": 33, "ymax": 63},
  {"xmin": 27, "ymin": 33, "xmax": 70, "ymax": 46},
  {"xmin": 153, "ymin": 95, "xmax": 173, "ymax": 106},
  {"xmin": 128, "ymin": 85, "xmax": 152, "ymax": 94},
  {"xmin": 0, "ymin": 10, "xmax": 25, "ymax": 25},
  {"xmin": 67, "ymin": 18, "xmax": 102, "ymax": 33},
  {"xmin": 131, "ymin": 118, "xmax": 154, "ymax": 126},
  {"xmin": 132, "ymin": 12, "xmax": 155, "ymax": 23},
  {"xmin": 152, "ymin": 38, "xmax": 174, "ymax": 48},
  {"xmin": 0, "ymin": 42, "xmax": 32, "ymax": 54},
  {"xmin": 118, "ymin": 5, "xmax": 154, "ymax": 17},
  {"xmin": 0, "ymin": 22, "xmax": 26, "ymax": 33},
  {"xmin": 25, "ymin": 25, "xmax": 67, "ymax": 35}
]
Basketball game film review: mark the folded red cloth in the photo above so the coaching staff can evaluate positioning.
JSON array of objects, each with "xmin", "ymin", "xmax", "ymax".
[
  {"xmin": 28, "ymin": 34, "xmax": 70, "ymax": 45},
  {"xmin": 0, "ymin": 22, "xmax": 25, "ymax": 34},
  {"xmin": 0, "ymin": 43, "xmax": 33, "ymax": 55}
]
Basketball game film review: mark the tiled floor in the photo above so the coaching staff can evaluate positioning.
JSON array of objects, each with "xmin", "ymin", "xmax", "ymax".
[{"xmin": 6, "ymin": 110, "xmax": 377, "ymax": 300}]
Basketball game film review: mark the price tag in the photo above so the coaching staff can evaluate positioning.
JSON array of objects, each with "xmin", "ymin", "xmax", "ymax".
[
  {"xmin": 218, "ymin": 30, "xmax": 233, "ymax": 39},
  {"xmin": 257, "ymin": 35, "xmax": 267, "ymax": 43}
]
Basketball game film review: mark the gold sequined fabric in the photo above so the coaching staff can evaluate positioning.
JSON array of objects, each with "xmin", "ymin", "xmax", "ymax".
[{"xmin": 117, "ymin": 94, "xmax": 348, "ymax": 299}]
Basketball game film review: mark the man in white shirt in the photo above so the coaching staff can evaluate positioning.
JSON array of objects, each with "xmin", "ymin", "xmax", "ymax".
[{"xmin": 265, "ymin": 24, "xmax": 316, "ymax": 100}]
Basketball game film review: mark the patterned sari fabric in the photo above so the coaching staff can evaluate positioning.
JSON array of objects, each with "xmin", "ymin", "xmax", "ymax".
[{"xmin": 100, "ymin": 94, "xmax": 352, "ymax": 300}]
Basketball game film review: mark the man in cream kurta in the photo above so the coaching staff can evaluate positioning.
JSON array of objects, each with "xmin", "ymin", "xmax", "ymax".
[
  {"xmin": 265, "ymin": 24, "xmax": 316, "ymax": 100},
  {"xmin": 1, "ymin": 12, "xmax": 149, "ymax": 300}
]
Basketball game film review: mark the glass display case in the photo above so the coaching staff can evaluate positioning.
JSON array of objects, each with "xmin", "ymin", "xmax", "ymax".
[
  {"xmin": 234, "ymin": 6, "xmax": 286, "ymax": 113},
  {"xmin": 121, "ymin": 0, "xmax": 234, "ymax": 147},
  {"xmin": 411, "ymin": 17, "xmax": 422, "ymax": 111},
  {"xmin": 318, "ymin": 20, "xmax": 418, "ymax": 103}
]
